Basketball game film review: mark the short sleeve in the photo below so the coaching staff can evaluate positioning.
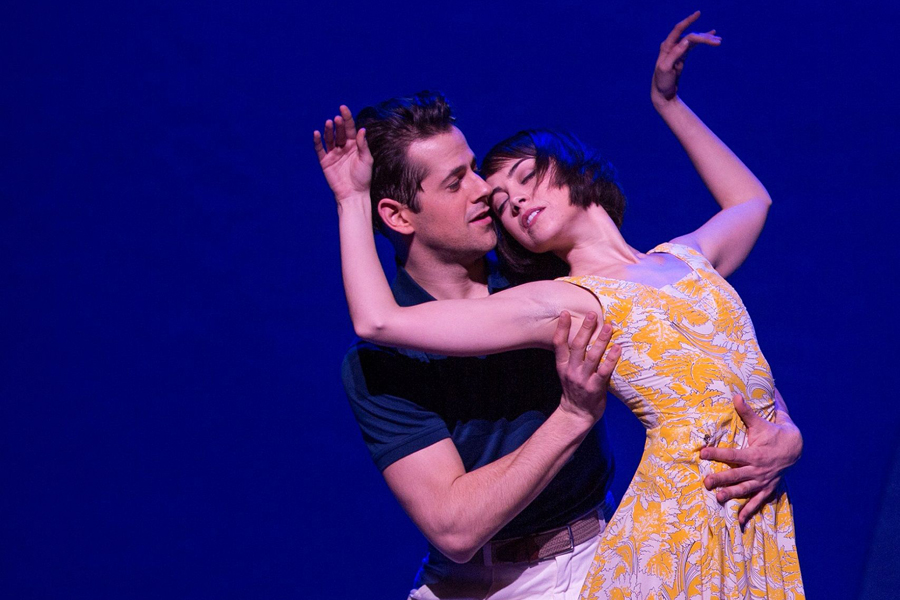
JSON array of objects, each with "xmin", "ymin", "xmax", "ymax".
[{"xmin": 342, "ymin": 343, "xmax": 451, "ymax": 471}]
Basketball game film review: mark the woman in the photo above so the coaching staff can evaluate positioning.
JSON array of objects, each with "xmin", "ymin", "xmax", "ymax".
[{"xmin": 316, "ymin": 13, "xmax": 804, "ymax": 599}]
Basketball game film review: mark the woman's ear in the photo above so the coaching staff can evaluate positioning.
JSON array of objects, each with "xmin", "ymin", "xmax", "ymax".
[{"xmin": 377, "ymin": 198, "xmax": 415, "ymax": 235}]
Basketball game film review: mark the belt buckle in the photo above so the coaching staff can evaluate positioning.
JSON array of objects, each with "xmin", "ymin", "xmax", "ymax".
[
  {"xmin": 490, "ymin": 523, "xmax": 577, "ymax": 565},
  {"xmin": 546, "ymin": 524, "xmax": 575, "ymax": 559},
  {"xmin": 535, "ymin": 522, "xmax": 577, "ymax": 562}
]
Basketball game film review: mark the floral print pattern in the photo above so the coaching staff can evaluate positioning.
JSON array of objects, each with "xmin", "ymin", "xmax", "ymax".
[{"xmin": 562, "ymin": 243, "xmax": 803, "ymax": 600}]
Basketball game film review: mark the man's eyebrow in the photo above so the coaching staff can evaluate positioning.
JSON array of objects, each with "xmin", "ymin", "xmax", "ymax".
[
  {"xmin": 507, "ymin": 158, "xmax": 528, "ymax": 178},
  {"xmin": 440, "ymin": 165, "xmax": 467, "ymax": 186}
]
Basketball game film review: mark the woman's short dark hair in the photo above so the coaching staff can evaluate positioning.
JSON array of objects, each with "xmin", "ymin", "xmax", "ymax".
[
  {"xmin": 356, "ymin": 91, "xmax": 455, "ymax": 233},
  {"xmin": 481, "ymin": 130, "xmax": 627, "ymax": 283}
]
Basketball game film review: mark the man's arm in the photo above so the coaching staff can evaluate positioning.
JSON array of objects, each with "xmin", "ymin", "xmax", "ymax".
[
  {"xmin": 383, "ymin": 312, "xmax": 620, "ymax": 563},
  {"xmin": 700, "ymin": 388, "xmax": 802, "ymax": 525}
]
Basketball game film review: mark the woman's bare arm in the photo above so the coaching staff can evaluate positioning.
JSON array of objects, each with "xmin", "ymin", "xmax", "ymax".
[
  {"xmin": 652, "ymin": 13, "xmax": 772, "ymax": 278},
  {"xmin": 315, "ymin": 108, "xmax": 602, "ymax": 356}
]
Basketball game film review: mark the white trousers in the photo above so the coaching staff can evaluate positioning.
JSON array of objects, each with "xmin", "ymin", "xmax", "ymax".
[{"xmin": 407, "ymin": 529, "xmax": 602, "ymax": 600}]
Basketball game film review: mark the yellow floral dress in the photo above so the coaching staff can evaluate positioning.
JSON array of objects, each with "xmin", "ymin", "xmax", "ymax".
[{"xmin": 561, "ymin": 243, "xmax": 804, "ymax": 600}]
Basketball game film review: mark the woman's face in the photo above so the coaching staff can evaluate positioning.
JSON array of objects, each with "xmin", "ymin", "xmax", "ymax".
[{"xmin": 486, "ymin": 157, "xmax": 576, "ymax": 253}]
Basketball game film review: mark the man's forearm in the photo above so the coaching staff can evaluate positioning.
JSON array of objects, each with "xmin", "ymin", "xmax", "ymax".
[{"xmin": 420, "ymin": 406, "xmax": 595, "ymax": 562}]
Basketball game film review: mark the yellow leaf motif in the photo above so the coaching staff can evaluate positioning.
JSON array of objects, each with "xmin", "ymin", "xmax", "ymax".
[{"xmin": 565, "ymin": 243, "xmax": 804, "ymax": 600}]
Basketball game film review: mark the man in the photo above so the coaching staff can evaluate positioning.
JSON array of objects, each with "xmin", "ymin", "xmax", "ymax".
[{"xmin": 315, "ymin": 92, "xmax": 802, "ymax": 600}]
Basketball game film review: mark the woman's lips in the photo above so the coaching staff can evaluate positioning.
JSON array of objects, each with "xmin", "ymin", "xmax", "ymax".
[{"xmin": 520, "ymin": 207, "xmax": 544, "ymax": 230}]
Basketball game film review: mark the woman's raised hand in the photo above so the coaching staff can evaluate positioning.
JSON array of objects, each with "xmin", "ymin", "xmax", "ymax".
[
  {"xmin": 652, "ymin": 12, "xmax": 721, "ymax": 107},
  {"xmin": 313, "ymin": 105, "xmax": 373, "ymax": 204}
]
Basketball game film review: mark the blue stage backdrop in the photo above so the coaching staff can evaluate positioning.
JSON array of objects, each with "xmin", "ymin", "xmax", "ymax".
[{"xmin": 3, "ymin": 1, "xmax": 897, "ymax": 598}]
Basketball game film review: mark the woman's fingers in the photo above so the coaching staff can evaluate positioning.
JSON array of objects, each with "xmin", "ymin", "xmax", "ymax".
[
  {"xmin": 686, "ymin": 31, "xmax": 721, "ymax": 47},
  {"xmin": 661, "ymin": 31, "xmax": 720, "ymax": 71},
  {"xmin": 663, "ymin": 11, "xmax": 701, "ymax": 50}
]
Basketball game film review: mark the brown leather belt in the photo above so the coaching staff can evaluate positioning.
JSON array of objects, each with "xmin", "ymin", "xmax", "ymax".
[{"xmin": 471, "ymin": 510, "xmax": 603, "ymax": 565}]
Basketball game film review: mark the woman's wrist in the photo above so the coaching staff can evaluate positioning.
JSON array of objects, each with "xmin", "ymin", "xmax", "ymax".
[{"xmin": 653, "ymin": 94, "xmax": 686, "ymax": 116}]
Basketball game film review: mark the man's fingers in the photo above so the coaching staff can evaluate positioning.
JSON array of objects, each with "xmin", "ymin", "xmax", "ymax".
[
  {"xmin": 703, "ymin": 465, "xmax": 752, "ymax": 490},
  {"xmin": 323, "ymin": 119, "xmax": 335, "ymax": 151},
  {"xmin": 581, "ymin": 324, "xmax": 610, "ymax": 374},
  {"xmin": 584, "ymin": 323, "xmax": 611, "ymax": 373},
  {"xmin": 357, "ymin": 127, "xmax": 373, "ymax": 164},
  {"xmin": 340, "ymin": 105, "xmax": 357, "ymax": 140},
  {"xmin": 732, "ymin": 394, "xmax": 765, "ymax": 429},
  {"xmin": 313, "ymin": 130, "xmax": 326, "ymax": 161},
  {"xmin": 738, "ymin": 488, "xmax": 772, "ymax": 526},
  {"xmin": 699, "ymin": 445, "xmax": 749, "ymax": 466},
  {"xmin": 334, "ymin": 115, "xmax": 348, "ymax": 147},
  {"xmin": 715, "ymin": 481, "xmax": 754, "ymax": 504},
  {"xmin": 554, "ymin": 311, "xmax": 573, "ymax": 366},
  {"xmin": 592, "ymin": 320, "xmax": 613, "ymax": 351},
  {"xmin": 663, "ymin": 11, "xmax": 701, "ymax": 49},
  {"xmin": 596, "ymin": 343, "xmax": 621, "ymax": 379},
  {"xmin": 569, "ymin": 312, "xmax": 598, "ymax": 364}
]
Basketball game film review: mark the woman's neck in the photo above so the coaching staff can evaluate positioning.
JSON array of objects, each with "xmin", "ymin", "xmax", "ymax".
[{"xmin": 557, "ymin": 211, "xmax": 642, "ymax": 277}]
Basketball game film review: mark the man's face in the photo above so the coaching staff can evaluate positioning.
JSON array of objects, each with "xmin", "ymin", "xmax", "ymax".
[{"xmin": 404, "ymin": 127, "xmax": 495, "ymax": 261}]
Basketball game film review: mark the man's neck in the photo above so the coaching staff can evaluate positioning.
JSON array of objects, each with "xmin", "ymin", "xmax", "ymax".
[{"xmin": 403, "ymin": 251, "xmax": 490, "ymax": 301}]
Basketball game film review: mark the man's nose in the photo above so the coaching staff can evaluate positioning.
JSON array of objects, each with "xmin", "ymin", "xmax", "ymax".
[{"xmin": 472, "ymin": 174, "xmax": 492, "ymax": 202}]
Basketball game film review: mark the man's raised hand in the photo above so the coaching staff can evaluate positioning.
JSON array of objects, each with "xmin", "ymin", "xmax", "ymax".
[{"xmin": 313, "ymin": 105, "xmax": 373, "ymax": 204}]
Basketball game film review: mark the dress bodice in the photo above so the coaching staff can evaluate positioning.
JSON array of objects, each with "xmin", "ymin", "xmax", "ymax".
[{"xmin": 559, "ymin": 243, "xmax": 775, "ymax": 436}]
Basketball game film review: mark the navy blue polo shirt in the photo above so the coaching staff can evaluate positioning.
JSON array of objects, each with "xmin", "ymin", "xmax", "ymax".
[{"xmin": 341, "ymin": 260, "xmax": 614, "ymax": 539}]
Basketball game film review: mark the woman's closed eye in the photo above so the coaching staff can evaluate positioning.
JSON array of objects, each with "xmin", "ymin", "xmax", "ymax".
[{"xmin": 491, "ymin": 191, "xmax": 510, "ymax": 214}]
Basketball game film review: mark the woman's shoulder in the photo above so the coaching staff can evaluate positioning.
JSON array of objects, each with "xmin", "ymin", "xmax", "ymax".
[{"xmin": 652, "ymin": 240, "xmax": 714, "ymax": 271}]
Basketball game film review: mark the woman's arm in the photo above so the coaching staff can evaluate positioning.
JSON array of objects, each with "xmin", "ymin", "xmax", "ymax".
[
  {"xmin": 315, "ymin": 108, "xmax": 602, "ymax": 355},
  {"xmin": 653, "ymin": 13, "xmax": 772, "ymax": 278}
]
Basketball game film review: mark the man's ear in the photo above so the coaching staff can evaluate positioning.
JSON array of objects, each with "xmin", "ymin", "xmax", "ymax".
[{"xmin": 377, "ymin": 198, "xmax": 415, "ymax": 235}]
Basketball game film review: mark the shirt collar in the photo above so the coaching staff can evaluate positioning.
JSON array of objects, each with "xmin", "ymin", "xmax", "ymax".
[{"xmin": 390, "ymin": 252, "xmax": 510, "ymax": 307}]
